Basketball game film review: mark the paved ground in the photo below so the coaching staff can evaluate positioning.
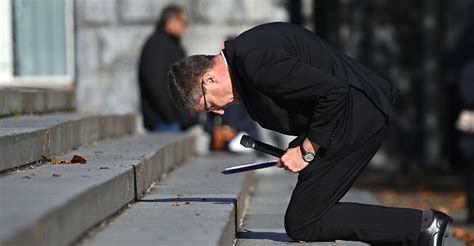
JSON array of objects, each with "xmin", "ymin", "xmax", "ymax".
[{"xmin": 236, "ymin": 165, "xmax": 464, "ymax": 246}]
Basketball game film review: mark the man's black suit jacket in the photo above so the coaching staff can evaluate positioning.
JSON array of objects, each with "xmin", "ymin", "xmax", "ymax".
[{"xmin": 223, "ymin": 22, "xmax": 399, "ymax": 149}]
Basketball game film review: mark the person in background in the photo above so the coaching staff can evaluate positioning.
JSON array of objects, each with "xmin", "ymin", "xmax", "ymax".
[
  {"xmin": 138, "ymin": 5, "xmax": 196, "ymax": 132},
  {"xmin": 204, "ymin": 103, "xmax": 261, "ymax": 152}
]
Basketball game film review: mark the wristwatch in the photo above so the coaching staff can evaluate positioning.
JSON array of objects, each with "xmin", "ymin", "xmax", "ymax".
[{"xmin": 300, "ymin": 144, "xmax": 315, "ymax": 162}]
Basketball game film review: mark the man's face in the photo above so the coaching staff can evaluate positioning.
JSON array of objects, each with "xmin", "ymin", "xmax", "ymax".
[
  {"xmin": 167, "ymin": 12, "xmax": 188, "ymax": 38},
  {"xmin": 194, "ymin": 75, "xmax": 238, "ymax": 115}
]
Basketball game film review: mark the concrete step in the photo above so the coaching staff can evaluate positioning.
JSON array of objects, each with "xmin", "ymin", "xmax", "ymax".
[
  {"xmin": 78, "ymin": 153, "xmax": 257, "ymax": 246},
  {"xmin": 0, "ymin": 113, "xmax": 136, "ymax": 172},
  {"xmin": 0, "ymin": 87, "xmax": 75, "ymax": 117},
  {"xmin": 0, "ymin": 132, "xmax": 195, "ymax": 246},
  {"xmin": 236, "ymin": 169, "xmax": 374, "ymax": 246}
]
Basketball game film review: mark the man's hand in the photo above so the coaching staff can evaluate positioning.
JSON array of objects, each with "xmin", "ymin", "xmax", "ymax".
[
  {"xmin": 276, "ymin": 138, "xmax": 319, "ymax": 173},
  {"xmin": 276, "ymin": 146, "xmax": 307, "ymax": 172}
]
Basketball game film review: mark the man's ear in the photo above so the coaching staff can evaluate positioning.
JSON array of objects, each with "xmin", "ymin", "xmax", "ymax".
[{"xmin": 202, "ymin": 72, "xmax": 216, "ymax": 84}]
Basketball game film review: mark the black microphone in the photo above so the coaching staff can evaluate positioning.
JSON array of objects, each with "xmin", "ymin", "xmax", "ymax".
[{"xmin": 240, "ymin": 135, "xmax": 285, "ymax": 158}]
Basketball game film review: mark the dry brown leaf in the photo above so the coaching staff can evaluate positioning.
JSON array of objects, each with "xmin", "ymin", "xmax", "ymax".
[
  {"xmin": 172, "ymin": 201, "xmax": 191, "ymax": 207},
  {"xmin": 51, "ymin": 159, "xmax": 66, "ymax": 164},
  {"xmin": 43, "ymin": 155, "xmax": 87, "ymax": 165},
  {"xmin": 52, "ymin": 173, "xmax": 61, "ymax": 177},
  {"xmin": 71, "ymin": 155, "xmax": 87, "ymax": 164}
]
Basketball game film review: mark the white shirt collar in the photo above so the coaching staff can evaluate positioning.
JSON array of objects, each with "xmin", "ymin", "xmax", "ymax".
[{"xmin": 220, "ymin": 50, "xmax": 229, "ymax": 68}]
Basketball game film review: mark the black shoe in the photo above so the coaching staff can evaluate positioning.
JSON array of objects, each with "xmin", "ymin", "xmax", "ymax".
[{"xmin": 418, "ymin": 209, "xmax": 453, "ymax": 246}]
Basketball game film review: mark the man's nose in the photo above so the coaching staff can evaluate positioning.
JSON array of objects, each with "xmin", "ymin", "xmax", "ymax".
[{"xmin": 213, "ymin": 109, "xmax": 225, "ymax": 115}]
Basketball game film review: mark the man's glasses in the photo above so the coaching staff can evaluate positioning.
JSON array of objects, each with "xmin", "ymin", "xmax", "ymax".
[{"xmin": 201, "ymin": 79, "xmax": 211, "ymax": 112}]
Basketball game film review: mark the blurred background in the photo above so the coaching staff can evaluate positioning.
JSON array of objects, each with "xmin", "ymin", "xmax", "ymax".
[
  {"xmin": 1, "ymin": 0, "xmax": 472, "ymax": 169},
  {"xmin": 0, "ymin": 0, "xmax": 473, "ymax": 229}
]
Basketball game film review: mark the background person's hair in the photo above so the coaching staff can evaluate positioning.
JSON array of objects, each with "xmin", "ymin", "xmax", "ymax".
[
  {"xmin": 168, "ymin": 55, "xmax": 216, "ymax": 114},
  {"xmin": 156, "ymin": 5, "xmax": 184, "ymax": 31}
]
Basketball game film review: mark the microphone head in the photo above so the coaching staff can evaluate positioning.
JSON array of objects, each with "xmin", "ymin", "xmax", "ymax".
[{"xmin": 240, "ymin": 135, "xmax": 255, "ymax": 148}]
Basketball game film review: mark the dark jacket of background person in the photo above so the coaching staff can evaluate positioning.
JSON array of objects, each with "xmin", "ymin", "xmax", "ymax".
[
  {"xmin": 222, "ymin": 22, "xmax": 399, "ymax": 150},
  {"xmin": 138, "ymin": 28, "xmax": 194, "ymax": 131}
]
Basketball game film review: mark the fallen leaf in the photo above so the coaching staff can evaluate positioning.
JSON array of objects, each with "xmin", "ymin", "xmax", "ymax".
[
  {"xmin": 22, "ymin": 176, "xmax": 31, "ymax": 179},
  {"xmin": 71, "ymin": 155, "xmax": 87, "ymax": 164},
  {"xmin": 31, "ymin": 172, "xmax": 37, "ymax": 176},
  {"xmin": 51, "ymin": 159, "xmax": 66, "ymax": 164},
  {"xmin": 99, "ymin": 167, "xmax": 110, "ymax": 170},
  {"xmin": 52, "ymin": 173, "xmax": 61, "ymax": 177}
]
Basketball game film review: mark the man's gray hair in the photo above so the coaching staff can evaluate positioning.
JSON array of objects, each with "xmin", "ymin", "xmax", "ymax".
[{"xmin": 168, "ymin": 55, "xmax": 215, "ymax": 115}]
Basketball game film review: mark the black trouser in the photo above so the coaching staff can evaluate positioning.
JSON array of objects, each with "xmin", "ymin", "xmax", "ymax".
[{"xmin": 284, "ymin": 88, "xmax": 422, "ymax": 245}]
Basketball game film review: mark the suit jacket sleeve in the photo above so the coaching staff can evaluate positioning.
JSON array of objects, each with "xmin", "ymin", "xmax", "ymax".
[{"xmin": 242, "ymin": 49, "xmax": 350, "ymax": 148}]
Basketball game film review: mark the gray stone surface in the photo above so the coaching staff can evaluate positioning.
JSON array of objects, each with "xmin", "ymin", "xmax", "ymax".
[
  {"xmin": 0, "ymin": 87, "xmax": 75, "ymax": 117},
  {"xmin": 76, "ymin": 0, "xmax": 118, "ymax": 25},
  {"xmin": 119, "ymin": 0, "xmax": 157, "ymax": 23},
  {"xmin": 74, "ymin": 0, "xmax": 288, "ymax": 115},
  {"xmin": 0, "ymin": 113, "xmax": 136, "ymax": 172},
  {"xmin": 0, "ymin": 133, "xmax": 195, "ymax": 246},
  {"xmin": 75, "ymin": 26, "xmax": 150, "ymax": 114},
  {"xmin": 79, "ymin": 153, "xmax": 257, "ymax": 246}
]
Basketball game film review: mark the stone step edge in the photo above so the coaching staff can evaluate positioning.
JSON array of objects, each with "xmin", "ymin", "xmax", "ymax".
[
  {"xmin": 0, "ymin": 132, "xmax": 196, "ymax": 246},
  {"xmin": 0, "ymin": 113, "xmax": 137, "ymax": 172},
  {"xmin": 77, "ymin": 155, "xmax": 257, "ymax": 246},
  {"xmin": 223, "ymin": 171, "xmax": 256, "ymax": 246},
  {"xmin": 0, "ymin": 87, "xmax": 75, "ymax": 117}
]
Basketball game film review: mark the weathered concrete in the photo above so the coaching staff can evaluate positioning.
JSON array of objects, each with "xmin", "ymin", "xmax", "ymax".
[
  {"xmin": 0, "ymin": 113, "xmax": 136, "ymax": 172},
  {"xmin": 79, "ymin": 153, "xmax": 256, "ymax": 246},
  {"xmin": 0, "ymin": 132, "xmax": 195, "ymax": 246},
  {"xmin": 0, "ymin": 87, "xmax": 75, "ymax": 117}
]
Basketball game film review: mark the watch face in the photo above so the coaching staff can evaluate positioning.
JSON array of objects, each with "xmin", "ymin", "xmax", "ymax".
[{"xmin": 303, "ymin": 153, "xmax": 315, "ymax": 162}]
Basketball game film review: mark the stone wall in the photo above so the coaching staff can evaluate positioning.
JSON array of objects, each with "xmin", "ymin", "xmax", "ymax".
[{"xmin": 74, "ymin": 0, "xmax": 288, "ymax": 115}]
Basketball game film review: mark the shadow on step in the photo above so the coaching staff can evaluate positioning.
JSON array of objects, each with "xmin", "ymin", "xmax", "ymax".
[
  {"xmin": 137, "ymin": 197, "xmax": 237, "ymax": 205},
  {"xmin": 237, "ymin": 231, "xmax": 291, "ymax": 242}
]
